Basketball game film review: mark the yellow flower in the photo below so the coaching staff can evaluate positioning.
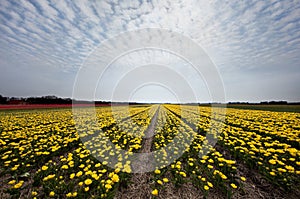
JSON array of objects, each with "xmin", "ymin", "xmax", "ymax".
[
  {"xmin": 123, "ymin": 164, "xmax": 131, "ymax": 173},
  {"xmin": 152, "ymin": 189, "xmax": 158, "ymax": 196},
  {"xmin": 112, "ymin": 174, "xmax": 119, "ymax": 183},
  {"xmin": 227, "ymin": 160, "xmax": 236, "ymax": 165},
  {"xmin": 47, "ymin": 174, "xmax": 55, "ymax": 180},
  {"xmin": 162, "ymin": 178, "xmax": 169, "ymax": 183},
  {"xmin": 8, "ymin": 180, "xmax": 16, "ymax": 185},
  {"xmin": 106, "ymin": 179, "xmax": 112, "ymax": 185},
  {"xmin": 85, "ymin": 170, "xmax": 92, "ymax": 175},
  {"xmin": 70, "ymin": 173, "xmax": 75, "ymax": 179},
  {"xmin": 285, "ymin": 165, "xmax": 294, "ymax": 172},
  {"xmin": 240, "ymin": 177, "xmax": 246, "ymax": 181},
  {"xmin": 204, "ymin": 185, "xmax": 209, "ymax": 190},
  {"xmin": 79, "ymin": 164, "xmax": 85, "ymax": 168},
  {"xmin": 84, "ymin": 178, "xmax": 93, "ymax": 185},
  {"xmin": 84, "ymin": 186, "xmax": 89, "ymax": 192},
  {"xmin": 42, "ymin": 165, "xmax": 48, "ymax": 171},
  {"xmin": 11, "ymin": 165, "xmax": 19, "ymax": 171},
  {"xmin": 13, "ymin": 181, "xmax": 24, "ymax": 189},
  {"xmin": 43, "ymin": 176, "xmax": 49, "ymax": 181},
  {"xmin": 105, "ymin": 184, "xmax": 112, "ymax": 189},
  {"xmin": 92, "ymin": 173, "xmax": 99, "ymax": 180},
  {"xmin": 230, "ymin": 183, "xmax": 237, "ymax": 189},
  {"xmin": 268, "ymin": 159, "xmax": 276, "ymax": 165},
  {"xmin": 66, "ymin": 192, "xmax": 72, "ymax": 197},
  {"xmin": 270, "ymin": 171, "xmax": 276, "ymax": 176},
  {"xmin": 31, "ymin": 191, "xmax": 38, "ymax": 196},
  {"xmin": 95, "ymin": 163, "xmax": 101, "ymax": 167},
  {"xmin": 278, "ymin": 168, "xmax": 287, "ymax": 173},
  {"xmin": 207, "ymin": 165, "xmax": 213, "ymax": 169},
  {"xmin": 202, "ymin": 156, "xmax": 209, "ymax": 160},
  {"xmin": 207, "ymin": 182, "xmax": 213, "ymax": 188},
  {"xmin": 49, "ymin": 191, "xmax": 55, "ymax": 197},
  {"xmin": 154, "ymin": 169, "xmax": 161, "ymax": 174},
  {"xmin": 179, "ymin": 171, "xmax": 186, "ymax": 177},
  {"xmin": 221, "ymin": 174, "xmax": 227, "ymax": 180},
  {"xmin": 157, "ymin": 180, "xmax": 163, "ymax": 185}
]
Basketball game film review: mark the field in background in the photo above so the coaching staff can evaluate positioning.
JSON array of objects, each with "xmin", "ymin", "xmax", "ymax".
[
  {"xmin": 0, "ymin": 104, "xmax": 111, "ymax": 110},
  {"xmin": 225, "ymin": 104, "xmax": 300, "ymax": 113},
  {"xmin": 0, "ymin": 105, "xmax": 299, "ymax": 198}
]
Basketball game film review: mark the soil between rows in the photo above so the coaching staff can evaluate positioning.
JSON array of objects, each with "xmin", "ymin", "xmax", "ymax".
[{"xmin": 114, "ymin": 107, "xmax": 160, "ymax": 198}]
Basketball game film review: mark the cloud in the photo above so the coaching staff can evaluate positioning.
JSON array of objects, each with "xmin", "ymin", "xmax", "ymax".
[{"xmin": 0, "ymin": 0, "xmax": 299, "ymax": 101}]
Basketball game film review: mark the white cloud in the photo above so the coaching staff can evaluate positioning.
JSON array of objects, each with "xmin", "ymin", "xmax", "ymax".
[{"xmin": 0, "ymin": 0, "xmax": 299, "ymax": 101}]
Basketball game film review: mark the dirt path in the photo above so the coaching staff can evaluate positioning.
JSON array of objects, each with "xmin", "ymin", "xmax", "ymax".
[
  {"xmin": 140, "ymin": 107, "xmax": 159, "ymax": 152},
  {"xmin": 115, "ymin": 106, "xmax": 160, "ymax": 199}
]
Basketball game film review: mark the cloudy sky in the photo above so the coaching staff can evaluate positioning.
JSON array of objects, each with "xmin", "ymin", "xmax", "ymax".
[{"xmin": 0, "ymin": 0, "xmax": 299, "ymax": 102}]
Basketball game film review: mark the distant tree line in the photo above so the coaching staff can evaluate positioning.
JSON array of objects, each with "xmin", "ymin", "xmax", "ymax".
[
  {"xmin": 228, "ymin": 101, "xmax": 291, "ymax": 105},
  {"xmin": 0, "ymin": 95, "xmax": 115, "ymax": 105},
  {"xmin": 25, "ymin": 96, "xmax": 72, "ymax": 104},
  {"xmin": 0, "ymin": 95, "xmax": 71, "ymax": 104},
  {"xmin": 0, "ymin": 94, "xmax": 299, "ymax": 105},
  {"xmin": 260, "ymin": 101, "xmax": 288, "ymax": 105}
]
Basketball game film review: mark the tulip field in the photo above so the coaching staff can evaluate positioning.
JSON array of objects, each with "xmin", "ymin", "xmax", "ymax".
[{"xmin": 0, "ymin": 105, "xmax": 299, "ymax": 198}]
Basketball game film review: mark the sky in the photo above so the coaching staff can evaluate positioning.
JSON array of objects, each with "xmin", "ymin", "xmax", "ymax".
[{"xmin": 0, "ymin": 0, "xmax": 299, "ymax": 102}]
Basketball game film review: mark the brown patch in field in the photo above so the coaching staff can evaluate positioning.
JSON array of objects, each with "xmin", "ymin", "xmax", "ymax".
[
  {"xmin": 0, "ymin": 173, "xmax": 11, "ymax": 199},
  {"xmin": 114, "ymin": 173, "xmax": 153, "ymax": 199},
  {"xmin": 0, "ymin": 167, "xmax": 39, "ymax": 199},
  {"xmin": 157, "ymin": 181, "xmax": 202, "ymax": 199}
]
